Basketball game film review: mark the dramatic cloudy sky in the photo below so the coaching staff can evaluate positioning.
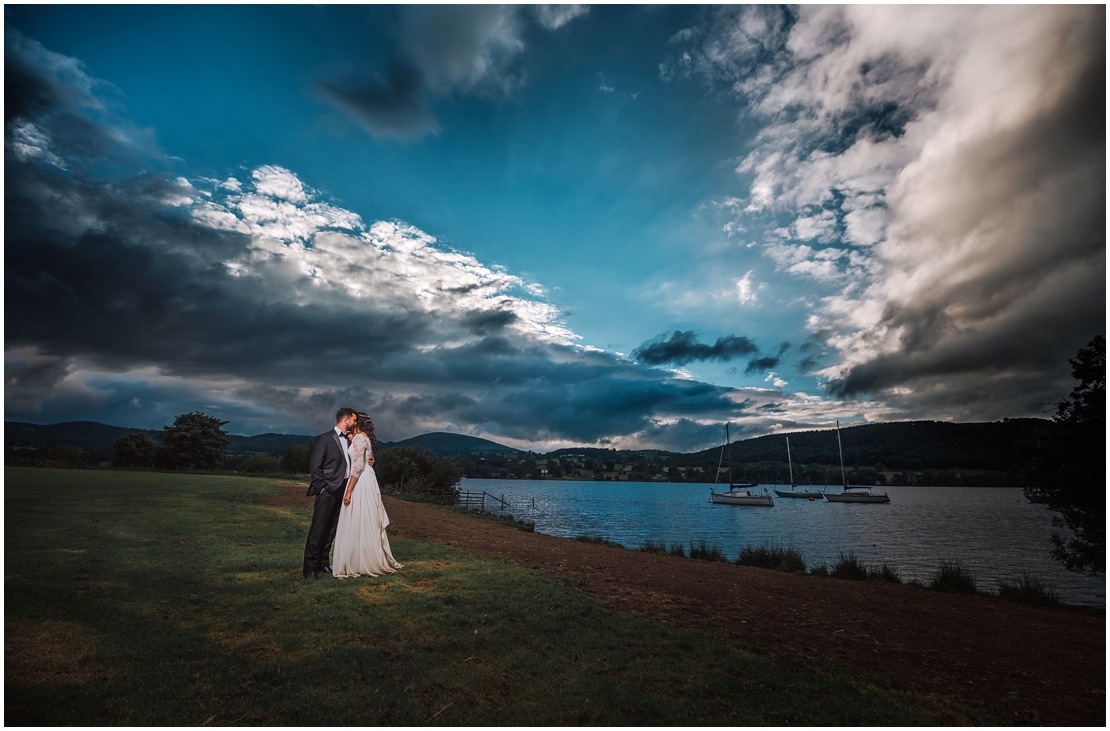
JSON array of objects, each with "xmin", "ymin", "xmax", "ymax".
[{"xmin": 5, "ymin": 5, "xmax": 1104, "ymax": 450}]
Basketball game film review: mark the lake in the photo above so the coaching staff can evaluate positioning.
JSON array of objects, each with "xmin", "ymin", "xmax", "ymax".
[{"xmin": 459, "ymin": 479, "xmax": 1105, "ymax": 607}]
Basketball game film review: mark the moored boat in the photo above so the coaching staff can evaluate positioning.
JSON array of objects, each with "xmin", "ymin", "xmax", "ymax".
[
  {"xmin": 773, "ymin": 437, "xmax": 825, "ymax": 499},
  {"xmin": 709, "ymin": 423, "xmax": 774, "ymax": 507},
  {"xmin": 823, "ymin": 421, "xmax": 890, "ymax": 504}
]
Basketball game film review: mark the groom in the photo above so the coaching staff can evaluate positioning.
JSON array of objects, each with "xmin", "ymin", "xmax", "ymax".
[{"xmin": 303, "ymin": 407, "xmax": 358, "ymax": 579}]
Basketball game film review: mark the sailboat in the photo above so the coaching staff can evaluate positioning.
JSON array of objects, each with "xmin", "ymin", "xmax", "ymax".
[
  {"xmin": 709, "ymin": 423, "xmax": 774, "ymax": 506},
  {"xmin": 773, "ymin": 436, "xmax": 825, "ymax": 499},
  {"xmin": 823, "ymin": 421, "xmax": 890, "ymax": 503}
]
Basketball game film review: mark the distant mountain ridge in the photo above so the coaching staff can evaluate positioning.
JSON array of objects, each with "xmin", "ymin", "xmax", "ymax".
[
  {"xmin": 3, "ymin": 421, "xmax": 522, "ymax": 458},
  {"xmin": 386, "ymin": 431, "xmax": 523, "ymax": 455},
  {"xmin": 4, "ymin": 418, "xmax": 1049, "ymax": 470}
]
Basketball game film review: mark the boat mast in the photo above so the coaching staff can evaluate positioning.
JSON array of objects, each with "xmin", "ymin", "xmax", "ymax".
[
  {"xmin": 726, "ymin": 423, "xmax": 734, "ymax": 487},
  {"xmin": 786, "ymin": 437, "xmax": 794, "ymax": 486},
  {"xmin": 836, "ymin": 420, "xmax": 847, "ymax": 487}
]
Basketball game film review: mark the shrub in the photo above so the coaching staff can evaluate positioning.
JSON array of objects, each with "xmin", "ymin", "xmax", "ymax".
[
  {"xmin": 830, "ymin": 552, "xmax": 869, "ymax": 581},
  {"xmin": 737, "ymin": 544, "xmax": 807, "ymax": 573},
  {"xmin": 867, "ymin": 563, "xmax": 902, "ymax": 584},
  {"xmin": 688, "ymin": 541, "xmax": 728, "ymax": 563},
  {"xmin": 639, "ymin": 539, "xmax": 667, "ymax": 555},
  {"xmin": 667, "ymin": 543, "xmax": 687, "ymax": 558},
  {"xmin": 997, "ymin": 573, "xmax": 1059, "ymax": 605},
  {"xmin": 240, "ymin": 454, "xmax": 282, "ymax": 473},
  {"xmin": 574, "ymin": 534, "xmax": 624, "ymax": 548},
  {"xmin": 929, "ymin": 561, "xmax": 978, "ymax": 594}
]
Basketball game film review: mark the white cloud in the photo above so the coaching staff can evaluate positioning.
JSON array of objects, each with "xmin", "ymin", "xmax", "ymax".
[
  {"xmin": 675, "ymin": 5, "xmax": 1105, "ymax": 417},
  {"xmin": 735, "ymin": 270, "xmax": 758, "ymax": 304},
  {"xmin": 188, "ymin": 166, "xmax": 579, "ymax": 346},
  {"xmin": 534, "ymin": 5, "xmax": 589, "ymax": 31}
]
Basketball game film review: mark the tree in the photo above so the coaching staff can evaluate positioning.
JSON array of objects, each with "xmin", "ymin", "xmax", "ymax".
[
  {"xmin": 113, "ymin": 433, "xmax": 159, "ymax": 468},
  {"xmin": 281, "ymin": 443, "xmax": 312, "ymax": 474},
  {"xmin": 1019, "ymin": 336, "xmax": 1105, "ymax": 574},
  {"xmin": 374, "ymin": 446, "xmax": 463, "ymax": 503},
  {"xmin": 159, "ymin": 412, "xmax": 230, "ymax": 471}
]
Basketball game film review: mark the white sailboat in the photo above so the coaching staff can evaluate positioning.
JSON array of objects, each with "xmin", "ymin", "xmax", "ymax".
[
  {"xmin": 709, "ymin": 423, "xmax": 774, "ymax": 506},
  {"xmin": 773, "ymin": 437, "xmax": 825, "ymax": 499},
  {"xmin": 823, "ymin": 421, "xmax": 890, "ymax": 503}
]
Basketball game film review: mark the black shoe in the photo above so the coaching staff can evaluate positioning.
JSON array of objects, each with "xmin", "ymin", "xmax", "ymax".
[
  {"xmin": 323, "ymin": 565, "xmax": 333, "ymax": 575},
  {"xmin": 303, "ymin": 571, "xmax": 318, "ymax": 580}
]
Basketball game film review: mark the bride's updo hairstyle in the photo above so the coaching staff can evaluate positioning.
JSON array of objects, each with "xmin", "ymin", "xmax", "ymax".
[{"xmin": 353, "ymin": 411, "xmax": 379, "ymax": 455}]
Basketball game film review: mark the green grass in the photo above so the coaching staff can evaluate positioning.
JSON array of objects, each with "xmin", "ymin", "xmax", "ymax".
[{"xmin": 5, "ymin": 467, "xmax": 999, "ymax": 725}]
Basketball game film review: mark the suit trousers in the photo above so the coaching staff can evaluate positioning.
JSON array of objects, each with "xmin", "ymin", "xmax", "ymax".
[{"xmin": 303, "ymin": 488, "xmax": 343, "ymax": 575}]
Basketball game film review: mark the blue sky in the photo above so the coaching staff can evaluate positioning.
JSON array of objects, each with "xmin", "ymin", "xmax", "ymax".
[{"xmin": 5, "ymin": 6, "xmax": 1104, "ymax": 449}]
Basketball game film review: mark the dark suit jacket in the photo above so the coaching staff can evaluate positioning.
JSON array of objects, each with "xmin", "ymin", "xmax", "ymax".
[{"xmin": 306, "ymin": 429, "xmax": 349, "ymax": 496}]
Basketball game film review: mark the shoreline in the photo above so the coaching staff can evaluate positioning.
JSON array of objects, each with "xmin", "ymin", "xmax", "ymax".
[{"xmin": 262, "ymin": 481, "xmax": 1104, "ymax": 725}]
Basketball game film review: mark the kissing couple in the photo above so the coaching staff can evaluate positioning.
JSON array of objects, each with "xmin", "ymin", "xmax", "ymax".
[{"xmin": 302, "ymin": 407, "xmax": 402, "ymax": 579}]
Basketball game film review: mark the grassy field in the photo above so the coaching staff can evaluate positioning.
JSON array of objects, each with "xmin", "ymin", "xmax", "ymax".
[{"xmin": 5, "ymin": 467, "xmax": 999, "ymax": 725}]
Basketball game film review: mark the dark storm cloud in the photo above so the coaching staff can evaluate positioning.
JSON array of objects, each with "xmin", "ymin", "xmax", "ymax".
[
  {"xmin": 633, "ymin": 330, "xmax": 759, "ymax": 366},
  {"xmin": 315, "ymin": 6, "xmax": 528, "ymax": 140},
  {"xmin": 824, "ymin": 13, "xmax": 1106, "ymax": 418},
  {"xmin": 317, "ymin": 60, "xmax": 439, "ymax": 141},
  {"xmin": 4, "ymin": 28, "xmax": 775, "ymax": 450}
]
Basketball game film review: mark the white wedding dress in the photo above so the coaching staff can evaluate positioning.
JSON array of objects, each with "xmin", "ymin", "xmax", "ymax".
[{"xmin": 332, "ymin": 433, "xmax": 402, "ymax": 578}]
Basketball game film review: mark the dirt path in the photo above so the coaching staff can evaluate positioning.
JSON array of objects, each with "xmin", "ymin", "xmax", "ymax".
[{"xmin": 265, "ymin": 486, "xmax": 1105, "ymax": 725}]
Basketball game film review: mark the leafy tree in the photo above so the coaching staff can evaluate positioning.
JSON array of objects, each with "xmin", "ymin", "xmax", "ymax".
[
  {"xmin": 113, "ymin": 433, "xmax": 159, "ymax": 468},
  {"xmin": 240, "ymin": 454, "xmax": 282, "ymax": 473},
  {"xmin": 281, "ymin": 443, "xmax": 312, "ymax": 474},
  {"xmin": 159, "ymin": 412, "xmax": 230, "ymax": 471},
  {"xmin": 375, "ymin": 446, "xmax": 463, "ymax": 503},
  {"xmin": 1019, "ymin": 336, "xmax": 1105, "ymax": 574}
]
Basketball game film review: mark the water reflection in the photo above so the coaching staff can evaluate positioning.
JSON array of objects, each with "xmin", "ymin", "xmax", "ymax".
[{"xmin": 460, "ymin": 479, "xmax": 1105, "ymax": 606}]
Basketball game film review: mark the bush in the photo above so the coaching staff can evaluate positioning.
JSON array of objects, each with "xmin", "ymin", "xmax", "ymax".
[
  {"xmin": 997, "ymin": 574, "xmax": 1060, "ymax": 605},
  {"xmin": 929, "ymin": 561, "xmax": 978, "ymax": 594},
  {"xmin": 639, "ymin": 539, "xmax": 667, "ymax": 555},
  {"xmin": 867, "ymin": 563, "xmax": 902, "ymax": 584},
  {"xmin": 574, "ymin": 534, "xmax": 624, "ymax": 548},
  {"xmin": 240, "ymin": 454, "xmax": 282, "ymax": 474},
  {"xmin": 688, "ymin": 541, "xmax": 728, "ymax": 563},
  {"xmin": 830, "ymin": 552, "xmax": 869, "ymax": 581},
  {"xmin": 737, "ymin": 544, "xmax": 807, "ymax": 573},
  {"xmin": 667, "ymin": 543, "xmax": 687, "ymax": 558}
]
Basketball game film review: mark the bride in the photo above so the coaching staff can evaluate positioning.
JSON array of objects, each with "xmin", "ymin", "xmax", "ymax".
[{"xmin": 332, "ymin": 411, "xmax": 403, "ymax": 578}]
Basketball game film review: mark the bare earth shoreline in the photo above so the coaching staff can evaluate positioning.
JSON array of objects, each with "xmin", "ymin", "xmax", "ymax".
[{"xmin": 263, "ymin": 485, "xmax": 1105, "ymax": 726}]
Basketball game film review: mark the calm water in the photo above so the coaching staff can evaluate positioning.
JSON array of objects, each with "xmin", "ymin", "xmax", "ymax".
[{"xmin": 461, "ymin": 479, "xmax": 1105, "ymax": 606}]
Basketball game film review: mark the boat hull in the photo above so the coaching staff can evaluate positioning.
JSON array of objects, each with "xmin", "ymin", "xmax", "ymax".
[
  {"xmin": 774, "ymin": 488, "xmax": 825, "ymax": 499},
  {"xmin": 825, "ymin": 491, "xmax": 890, "ymax": 503},
  {"xmin": 711, "ymin": 491, "xmax": 774, "ymax": 506}
]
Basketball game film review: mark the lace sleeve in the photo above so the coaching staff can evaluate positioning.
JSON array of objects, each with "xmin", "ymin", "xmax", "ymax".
[{"xmin": 350, "ymin": 434, "xmax": 370, "ymax": 481}]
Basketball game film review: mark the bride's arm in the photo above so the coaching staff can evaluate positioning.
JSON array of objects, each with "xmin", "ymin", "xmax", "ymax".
[{"xmin": 344, "ymin": 436, "xmax": 369, "ymax": 506}]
